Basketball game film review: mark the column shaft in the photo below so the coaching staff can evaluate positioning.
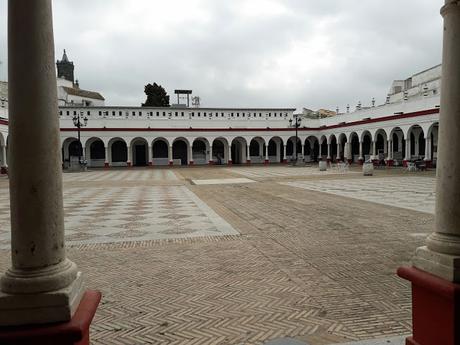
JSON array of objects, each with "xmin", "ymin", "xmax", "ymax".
[
  {"xmin": 168, "ymin": 145, "xmax": 173, "ymax": 164},
  {"xmin": 1, "ymin": 144, "xmax": 6, "ymax": 166},
  {"xmin": 209, "ymin": 145, "xmax": 213, "ymax": 164},
  {"xmin": 327, "ymin": 143, "xmax": 331, "ymax": 159}
]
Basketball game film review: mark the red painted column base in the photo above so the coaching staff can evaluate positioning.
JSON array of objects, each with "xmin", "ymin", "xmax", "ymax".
[
  {"xmin": 189, "ymin": 161, "xmax": 194, "ymax": 166},
  {"xmin": 397, "ymin": 267, "xmax": 460, "ymax": 345},
  {"xmin": 282, "ymin": 159, "xmax": 288, "ymax": 164},
  {"xmin": 0, "ymin": 166, "xmax": 7, "ymax": 175},
  {"xmin": 424, "ymin": 160, "xmax": 433, "ymax": 169},
  {"xmin": 347, "ymin": 159, "xmax": 353, "ymax": 165},
  {"xmin": 403, "ymin": 160, "xmax": 408, "ymax": 167},
  {"xmin": 104, "ymin": 162, "xmax": 110, "ymax": 169},
  {"xmin": 208, "ymin": 160, "xmax": 214, "ymax": 165},
  {"xmin": 327, "ymin": 158, "xmax": 331, "ymax": 164},
  {"xmin": 127, "ymin": 162, "xmax": 132, "ymax": 167},
  {"xmin": 372, "ymin": 159, "xmax": 379, "ymax": 166},
  {"xmin": 0, "ymin": 290, "xmax": 101, "ymax": 345},
  {"xmin": 264, "ymin": 159, "xmax": 269, "ymax": 165},
  {"xmin": 386, "ymin": 159, "xmax": 394, "ymax": 167},
  {"xmin": 169, "ymin": 161, "xmax": 173, "ymax": 166},
  {"xmin": 227, "ymin": 160, "xmax": 233, "ymax": 166},
  {"xmin": 358, "ymin": 159, "xmax": 364, "ymax": 166},
  {"xmin": 246, "ymin": 160, "xmax": 251, "ymax": 165},
  {"xmin": 148, "ymin": 161, "xmax": 153, "ymax": 167}
]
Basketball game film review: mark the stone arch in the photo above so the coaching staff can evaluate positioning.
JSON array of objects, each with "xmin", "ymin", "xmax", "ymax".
[
  {"xmin": 84, "ymin": 137, "xmax": 105, "ymax": 168},
  {"xmin": 328, "ymin": 134, "xmax": 337, "ymax": 160},
  {"xmin": 286, "ymin": 136, "xmax": 301, "ymax": 160},
  {"xmin": 426, "ymin": 122, "xmax": 439, "ymax": 164},
  {"xmin": 268, "ymin": 136, "xmax": 284, "ymax": 163},
  {"xmin": 319, "ymin": 135, "xmax": 328, "ymax": 160},
  {"xmin": 231, "ymin": 137, "xmax": 248, "ymax": 164},
  {"xmin": 337, "ymin": 133, "xmax": 347, "ymax": 162},
  {"xmin": 374, "ymin": 129, "xmax": 388, "ymax": 161},
  {"xmin": 212, "ymin": 137, "xmax": 229, "ymax": 165},
  {"xmin": 249, "ymin": 136, "xmax": 266, "ymax": 163},
  {"xmin": 192, "ymin": 137, "xmax": 210, "ymax": 165},
  {"xmin": 152, "ymin": 137, "xmax": 169, "ymax": 166},
  {"xmin": 305, "ymin": 136, "xmax": 319, "ymax": 162},
  {"xmin": 172, "ymin": 137, "xmax": 190, "ymax": 166},
  {"xmin": 130, "ymin": 137, "xmax": 149, "ymax": 167},
  {"xmin": 407, "ymin": 125, "xmax": 425, "ymax": 159},
  {"xmin": 62, "ymin": 137, "xmax": 80, "ymax": 169},
  {"xmin": 109, "ymin": 137, "xmax": 128, "ymax": 167},
  {"xmin": 361, "ymin": 131, "xmax": 372, "ymax": 161}
]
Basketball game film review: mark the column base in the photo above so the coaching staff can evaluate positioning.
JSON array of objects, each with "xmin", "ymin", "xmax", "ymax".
[
  {"xmin": 403, "ymin": 160, "xmax": 409, "ymax": 167},
  {"xmin": 0, "ymin": 167, "xmax": 8, "ymax": 175},
  {"xmin": 208, "ymin": 160, "xmax": 214, "ymax": 165},
  {"xmin": 246, "ymin": 160, "xmax": 251, "ymax": 165},
  {"xmin": 0, "ymin": 271, "xmax": 85, "ymax": 326},
  {"xmin": 189, "ymin": 161, "xmax": 194, "ymax": 166},
  {"xmin": 104, "ymin": 162, "xmax": 110, "ymax": 169},
  {"xmin": 127, "ymin": 162, "xmax": 132, "ymax": 168},
  {"xmin": 148, "ymin": 162, "xmax": 153, "ymax": 167},
  {"xmin": 264, "ymin": 159, "xmax": 269, "ymax": 165},
  {"xmin": 424, "ymin": 160, "xmax": 433, "ymax": 169},
  {"xmin": 227, "ymin": 160, "xmax": 233, "ymax": 166},
  {"xmin": 386, "ymin": 159, "xmax": 394, "ymax": 167},
  {"xmin": 358, "ymin": 158, "xmax": 364, "ymax": 165},
  {"xmin": 168, "ymin": 161, "xmax": 173, "ymax": 166},
  {"xmin": 372, "ymin": 159, "xmax": 379, "ymax": 166},
  {"xmin": 347, "ymin": 159, "xmax": 353, "ymax": 165},
  {"xmin": 282, "ymin": 159, "xmax": 288, "ymax": 164},
  {"xmin": 397, "ymin": 266, "xmax": 460, "ymax": 345},
  {"xmin": 0, "ymin": 290, "xmax": 101, "ymax": 345},
  {"xmin": 327, "ymin": 158, "xmax": 331, "ymax": 164}
]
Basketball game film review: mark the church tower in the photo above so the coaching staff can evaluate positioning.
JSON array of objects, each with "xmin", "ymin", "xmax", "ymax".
[{"xmin": 56, "ymin": 49, "xmax": 74, "ymax": 83}]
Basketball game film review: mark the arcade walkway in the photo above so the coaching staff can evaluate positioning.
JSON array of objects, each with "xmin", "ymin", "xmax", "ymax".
[{"xmin": 0, "ymin": 166, "xmax": 435, "ymax": 344}]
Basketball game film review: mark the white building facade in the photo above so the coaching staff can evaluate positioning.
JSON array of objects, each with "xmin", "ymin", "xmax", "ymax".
[{"xmin": 0, "ymin": 65, "xmax": 441, "ymax": 172}]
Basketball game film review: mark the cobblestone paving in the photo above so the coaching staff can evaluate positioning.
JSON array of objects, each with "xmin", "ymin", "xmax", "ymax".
[
  {"xmin": 282, "ymin": 177, "xmax": 436, "ymax": 214},
  {"xmin": 0, "ymin": 166, "xmax": 434, "ymax": 344}
]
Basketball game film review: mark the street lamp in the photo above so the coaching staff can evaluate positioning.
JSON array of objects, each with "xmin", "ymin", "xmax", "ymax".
[
  {"xmin": 72, "ymin": 111, "xmax": 88, "ymax": 165},
  {"xmin": 289, "ymin": 114, "xmax": 302, "ymax": 162}
]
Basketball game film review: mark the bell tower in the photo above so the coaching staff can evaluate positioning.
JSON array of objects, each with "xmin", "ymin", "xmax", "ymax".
[{"xmin": 56, "ymin": 49, "xmax": 74, "ymax": 83}]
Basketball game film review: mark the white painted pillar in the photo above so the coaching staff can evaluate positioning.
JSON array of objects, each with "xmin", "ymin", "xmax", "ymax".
[
  {"xmin": 228, "ymin": 144, "xmax": 232, "ymax": 163},
  {"xmin": 346, "ymin": 142, "xmax": 352, "ymax": 160},
  {"xmin": 318, "ymin": 143, "xmax": 322, "ymax": 159},
  {"xmin": 104, "ymin": 146, "xmax": 109, "ymax": 167},
  {"xmin": 424, "ymin": 138, "xmax": 430, "ymax": 161},
  {"xmin": 336, "ymin": 143, "xmax": 341, "ymax": 161},
  {"xmin": 283, "ymin": 144, "xmax": 287, "ymax": 162},
  {"xmin": 0, "ymin": 0, "xmax": 84, "ymax": 325},
  {"xmin": 405, "ymin": 139, "xmax": 411, "ymax": 161},
  {"xmin": 388, "ymin": 140, "xmax": 393, "ymax": 160},
  {"xmin": 188, "ymin": 144, "xmax": 193, "ymax": 165},
  {"xmin": 412, "ymin": 0, "xmax": 460, "ymax": 282},
  {"xmin": 168, "ymin": 145, "xmax": 173, "ymax": 165},
  {"xmin": 327, "ymin": 143, "xmax": 331, "ymax": 160},
  {"xmin": 372, "ymin": 140, "xmax": 376, "ymax": 159},
  {"xmin": 209, "ymin": 145, "xmax": 213, "ymax": 164},
  {"xmin": 415, "ymin": 137, "xmax": 420, "ymax": 156},
  {"xmin": 1, "ymin": 144, "xmax": 6, "ymax": 167},
  {"xmin": 359, "ymin": 141, "xmax": 363, "ymax": 160},
  {"xmin": 148, "ymin": 145, "xmax": 153, "ymax": 165},
  {"xmin": 301, "ymin": 144, "xmax": 305, "ymax": 158},
  {"xmin": 276, "ymin": 142, "xmax": 280, "ymax": 162},
  {"xmin": 247, "ymin": 144, "xmax": 251, "ymax": 162},
  {"xmin": 265, "ymin": 144, "xmax": 269, "ymax": 162},
  {"xmin": 128, "ymin": 145, "xmax": 133, "ymax": 166}
]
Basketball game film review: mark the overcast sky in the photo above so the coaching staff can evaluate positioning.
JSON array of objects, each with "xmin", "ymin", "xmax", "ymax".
[{"xmin": 0, "ymin": 1, "xmax": 443, "ymax": 111}]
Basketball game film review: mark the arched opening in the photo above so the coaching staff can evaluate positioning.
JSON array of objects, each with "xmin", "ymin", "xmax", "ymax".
[
  {"xmin": 374, "ymin": 130, "xmax": 387, "ymax": 163},
  {"xmin": 390, "ymin": 127, "xmax": 405, "ymax": 164},
  {"xmin": 152, "ymin": 139, "xmax": 169, "ymax": 166},
  {"xmin": 305, "ymin": 136, "xmax": 319, "ymax": 162},
  {"xmin": 212, "ymin": 138, "xmax": 227, "ymax": 165},
  {"xmin": 231, "ymin": 137, "xmax": 247, "ymax": 164},
  {"xmin": 286, "ymin": 137, "xmax": 301, "ymax": 161},
  {"xmin": 350, "ymin": 133, "xmax": 359, "ymax": 163},
  {"xmin": 268, "ymin": 137, "xmax": 283, "ymax": 163},
  {"xmin": 427, "ymin": 123, "xmax": 439, "ymax": 165},
  {"xmin": 407, "ymin": 125, "xmax": 425, "ymax": 160},
  {"xmin": 362, "ymin": 132, "xmax": 372, "ymax": 161},
  {"xmin": 330, "ymin": 135, "xmax": 337, "ymax": 161},
  {"xmin": 173, "ymin": 139, "xmax": 188, "ymax": 166},
  {"xmin": 86, "ymin": 139, "xmax": 105, "ymax": 168},
  {"xmin": 111, "ymin": 139, "xmax": 128, "ymax": 166},
  {"xmin": 192, "ymin": 139, "xmax": 208, "ymax": 165},
  {"xmin": 249, "ymin": 137, "xmax": 265, "ymax": 163},
  {"xmin": 320, "ymin": 136, "xmax": 328, "ymax": 160},
  {"xmin": 131, "ymin": 138, "xmax": 148, "ymax": 167},
  {"xmin": 62, "ymin": 137, "xmax": 81, "ymax": 169},
  {"xmin": 338, "ymin": 134, "xmax": 347, "ymax": 162}
]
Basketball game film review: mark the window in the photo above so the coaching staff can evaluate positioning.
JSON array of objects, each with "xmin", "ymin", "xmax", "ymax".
[
  {"xmin": 74, "ymin": 111, "xmax": 77, "ymax": 116},
  {"xmin": 163, "ymin": 112, "xmax": 166, "ymax": 117},
  {"xmin": 204, "ymin": 112, "xmax": 207, "ymax": 117},
  {"xmin": 259, "ymin": 113, "xmax": 262, "ymax": 117},
  {"xmin": 99, "ymin": 111, "xmax": 102, "ymax": 116},
  {"xmin": 119, "ymin": 111, "xmax": 122, "ymax": 116},
  {"xmin": 268, "ymin": 113, "xmax": 271, "ymax": 117},
  {"xmin": 112, "ymin": 111, "xmax": 115, "ymax": 116},
  {"xmin": 221, "ymin": 112, "xmax": 224, "ymax": 117},
  {"xmin": 237, "ymin": 113, "xmax": 240, "ymax": 117},
  {"xmin": 59, "ymin": 111, "xmax": 62, "ymax": 116},
  {"xmin": 175, "ymin": 112, "xmax": 178, "ymax": 117},
  {"xmin": 139, "ymin": 111, "xmax": 142, "ymax": 116},
  {"xmin": 181, "ymin": 112, "xmax": 184, "ymax": 117},
  {"xmin": 156, "ymin": 111, "xmax": 159, "ymax": 116},
  {"xmin": 231, "ymin": 113, "xmax": 234, "ymax": 117},
  {"xmin": 132, "ymin": 111, "xmax": 135, "ymax": 116},
  {"xmin": 198, "ymin": 112, "xmax": 201, "ymax": 117},
  {"xmin": 87, "ymin": 111, "xmax": 90, "ymax": 116},
  {"xmin": 192, "ymin": 112, "xmax": 195, "ymax": 117}
]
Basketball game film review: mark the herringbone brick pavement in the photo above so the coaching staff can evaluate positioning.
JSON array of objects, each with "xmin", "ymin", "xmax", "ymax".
[{"xmin": 0, "ymin": 166, "xmax": 432, "ymax": 344}]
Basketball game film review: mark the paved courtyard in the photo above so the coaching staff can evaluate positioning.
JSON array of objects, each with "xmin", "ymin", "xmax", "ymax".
[{"xmin": 0, "ymin": 165, "xmax": 436, "ymax": 344}]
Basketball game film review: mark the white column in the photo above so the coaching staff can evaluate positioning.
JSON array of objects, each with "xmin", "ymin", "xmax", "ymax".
[
  {"xmin": 318, "ymin": 143, "xmax": 322, "ymax": 159},
  {"xmin": 276, "ymin": 142, "xmax": 280, "ymax": 162},
  {"xmin": 265, "ymin": 144, "xmax": 269, "ymax": 162},
  {"xmin": 148, "ymin": 145, "xmax": 153, "ymax": 165},
  {"xmin": 228, "ymin": 144, "xmax": 232, "ymax": 163},
  {"xmin": 388, "ymin": 140, "xmax": 393, "ymax": 160},
  {"xmin": 346, "ymin": 142, "xmax": 352, "ymax": 161},
  {"xmin": 188, "ymin": 144, "xmax": 193, "ymax": 165},
  {"xmin": 372, "ymin": 140, "xmax": 376, "ymax": 159},
  {"xmin": 336, "ymin": 143, "xmax": 341, "ymax": 161},
  {"xmin": 104, "ymin": 146, "xmax": 109, "ymax": 167},
  {"xmin": 1, "ymin": 144, "xmax": 6, "ymax": 167},
  {"xmin": 0, "ymin": 0, "xmax": 84, "ymax": 325},
  {"xmin": 283, "ymin": 144, "xmax": 287, "ymax": 162},
  {"xmin": 359, "ymin": 141, "xmax": 363, "ymax": 160},
  {"xmin": 301, "ymin": 144, "xmax": 305, "ymax": 159},
  {"xmin": 246, "ymin": 144, "xmax": 251, "ymax": 162},
  {"xmin": 168, "ymin": 145, "xmax": 173, "ymax": 165},
  {"xmin": 209, "ymin": 145, "xmax": 213, "ymax": 164},
  {"xmin": 128, "ymin": 145, "xmax": 133, "ymax": 166},
  {"xmin": 405, "ymin": 139, "xmax": 411, "ymax": 161},
  {"xmin": 424, "ymin": 138, "xmax": 430, "ymax": 161},
  {"xmin": 412, "ymin": 0, "xmax": 460, "ymax": 282},
  {"xmin": 327, "ymin": 143, "xmax": 331, "ymax": 160}
]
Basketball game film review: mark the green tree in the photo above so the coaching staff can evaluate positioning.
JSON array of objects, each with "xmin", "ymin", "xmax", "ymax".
[{"xmin": 142, "ymin": 83, "xmax": 170, "ymax": 107}]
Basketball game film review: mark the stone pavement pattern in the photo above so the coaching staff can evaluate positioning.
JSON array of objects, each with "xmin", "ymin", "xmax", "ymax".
[
  {"xmin": 226, "ymin": 166, "xmax": 359, "ymax": 179},
  {"xmin": 0, "ymin": 166, "xmax": 434, "ymax": 344},
  {"xmin": 282, "ymin": 177, "xmax": 436, "ymax": 214}
]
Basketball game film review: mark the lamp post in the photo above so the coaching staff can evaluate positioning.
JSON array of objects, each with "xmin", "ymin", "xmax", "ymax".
[
  {"xmin": 72, "ymin": 111, "xmax": 88, "ymax": 166},
  {"xmin": 289, "ymin": 114, "xmax": 302, "ymax": 162}
]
